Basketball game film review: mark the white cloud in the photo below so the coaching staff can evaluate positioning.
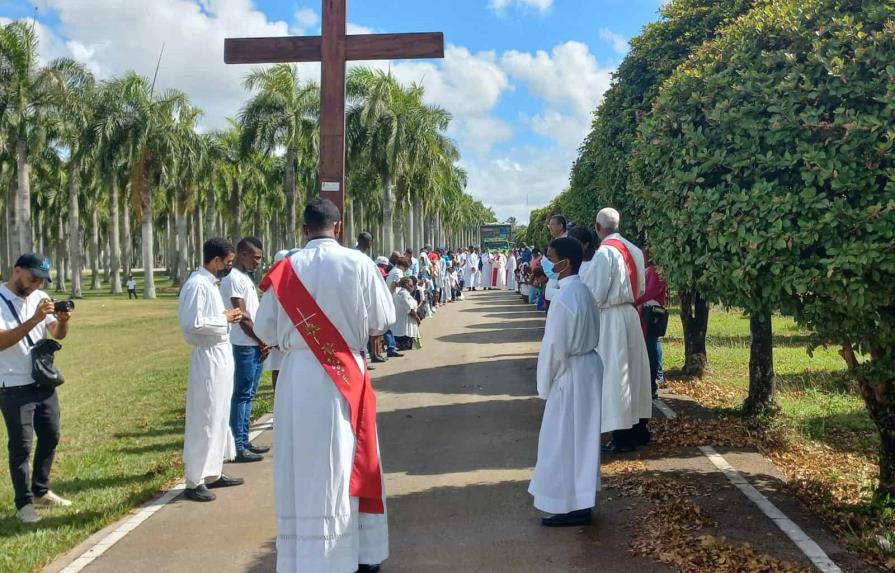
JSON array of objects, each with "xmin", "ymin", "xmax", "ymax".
[
  {"xmin": 294, "ymin": 8, "xmax": 318, "ymax": 29},
  {"xmin": 599, "ymin": 27, "xmax": 629, "ymax": 55},
  {"xmin": 488, "ymin": 0, "xmax": 553, "ymax": 14}
]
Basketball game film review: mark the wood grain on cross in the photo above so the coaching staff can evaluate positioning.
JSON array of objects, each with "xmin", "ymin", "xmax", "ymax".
[{"xmin": 224, "ymin": 0, "xmax": 444, "ymax": 240}]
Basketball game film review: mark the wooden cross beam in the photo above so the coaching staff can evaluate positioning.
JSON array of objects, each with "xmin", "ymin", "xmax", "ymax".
[{"xmin": 224, "ymin": 0, "xmax": 445, "ymax": 242}]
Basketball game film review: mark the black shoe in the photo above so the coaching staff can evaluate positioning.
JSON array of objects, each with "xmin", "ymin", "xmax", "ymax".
[
  {"xmin": 601, "ymin": 441, "xmax": 636, "ymax": 454},
  {"xmin": 357, "ymin": 566, "xmax": 381, "ymax": 573},
  {"xmin": 387, "ymin": 350, "xmax": 404, "ymax": 358},
  {"xmin": 541, "ymin": 508, "xmax": 592, "ymax": 527},
  {"xmin": 184, "ymin": 485, "xmax": 216, "ymax": 502},
  {"xmin": 207, "ymin": 474, "xmax": 245, "ymax": 489},
  {"xmin": 371, "ymin": 354, "xmax": 387, "ymax": 363},
  {"xmin": 635, "ymin": 431, "xmax": 651, "ymax": 447},
  {"xmin": 246, "ymin": 442, "xmax": 271, "ymax": 454},
  {"xmin": 234, "ymin": 450, "xmax": 264, "ymax": 463}
]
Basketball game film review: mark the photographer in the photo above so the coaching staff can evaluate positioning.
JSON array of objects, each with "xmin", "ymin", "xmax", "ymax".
[{"xmin": 0, "ymin": 254, "xmax": 72, "ymax": 523}]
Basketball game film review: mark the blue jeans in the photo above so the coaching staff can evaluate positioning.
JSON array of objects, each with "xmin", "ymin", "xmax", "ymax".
[
  {"xmin": 230, "ymin": 345, "xmax": 263, "ymax": 452},
  {"xmin": 646, "ymin": 335, "xmax": 664, "ymax": 396},
  {"xmin": 383, "ymin": 330, "xmax": 397, "ymax": 353}
]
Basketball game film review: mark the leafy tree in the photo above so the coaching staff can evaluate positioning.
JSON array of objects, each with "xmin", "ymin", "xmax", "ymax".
[{"xmin": 634, "ymin": 0, "xmax": 895, "ymax": 496}]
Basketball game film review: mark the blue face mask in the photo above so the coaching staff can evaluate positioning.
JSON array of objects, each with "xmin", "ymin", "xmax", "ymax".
[{"xmin": 541, "ymin": 257, "xmax": 557, "ymax": 280}]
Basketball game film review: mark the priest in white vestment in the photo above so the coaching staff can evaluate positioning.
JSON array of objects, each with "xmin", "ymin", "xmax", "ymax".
[
  {"xmin": 494, "ymin": 252, "xmax": 507, "ymax": 289},
  {"xmin": 465, "ymin": 250, "xmax": 480, "ymax": 291},
  {"xmin": 582, "ymin": 208, "xmax": 652, "ymax": 453},
  {"xmin": 481, "ymin": 250, "xmax": 493, "ymax": 289},
  {"xmin": 255, "ymin": 200, "xmax": 396, "ymax": 573},
  {"xmin": 506, "ymin": 251, "xmax": 518, "ymax": 291},
  {"xmin": 529, "ymin": 237, "xmax": 603, "ymax": 527},
  {"xmin": 178, "ymin": 238, "xmax": 245, "ymax": 502}
]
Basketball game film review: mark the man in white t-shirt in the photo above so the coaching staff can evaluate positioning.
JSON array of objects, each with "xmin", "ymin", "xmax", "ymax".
[
  {"xmin": 0, "ymin": 254, "xmax": 73, "ymax": 523},
  {"xmin": 126, "ymin": 276, "xmax": 138, "ymax": 300},
  {"xmin": 221, "ymin": 237, "xmax": 269, "ymax": 463}
]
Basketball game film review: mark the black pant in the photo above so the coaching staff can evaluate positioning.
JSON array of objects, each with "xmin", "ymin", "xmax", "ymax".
[
  {"xmin": 0, "ymin": 384, "xmax": 61, "ymax": 509},
  {"xmin": 128, "ymin": 289, "xmax": 137, "ymax": 300},
  {"xmin": 612, "ymin": 419, "xmax": 650, "ymax": 448}
]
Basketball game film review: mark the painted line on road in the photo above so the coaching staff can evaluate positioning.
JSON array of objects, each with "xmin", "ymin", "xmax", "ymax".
[
  {"xmin": 57, "ymin": 417, "xmax": 273, "ymax": 573},
  {"xmin": 654, "ymin": 398, "xmax": 842, "ymax": 573}
]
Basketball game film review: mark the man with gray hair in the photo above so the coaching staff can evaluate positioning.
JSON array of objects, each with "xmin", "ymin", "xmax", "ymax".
[{"xmin": 581, "ymin": 208, "xmax": 652, "ymax": 453}]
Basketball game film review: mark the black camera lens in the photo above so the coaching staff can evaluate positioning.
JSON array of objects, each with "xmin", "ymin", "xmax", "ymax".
[{"xmin": 53, "ymin": 300, "xmax": 75, "ymax": 313}]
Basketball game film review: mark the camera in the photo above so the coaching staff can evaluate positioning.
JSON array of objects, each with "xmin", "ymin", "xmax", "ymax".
[{"xmin": 53, "ymin": 300, "xmax": 75, "ymax": 313}]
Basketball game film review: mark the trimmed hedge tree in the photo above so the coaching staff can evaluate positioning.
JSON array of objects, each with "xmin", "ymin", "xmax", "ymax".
[{"xmin": 633, "ymin": 0, "xmax": 895, "ymax": 496}]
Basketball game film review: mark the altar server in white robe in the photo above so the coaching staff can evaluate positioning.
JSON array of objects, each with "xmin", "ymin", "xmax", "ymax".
[
  {"xmin": 582, "ymin": 208, "xmax": 652, "ymax": 453},
  {"xmin": 178, "ymin": 238, "xmax": 245, "ymax": 502},
  {"xmin": 506, "ymin": 251, "xmax": 518, "ymax": 291},
  {"xmin": 255, "ymin": 199, "xmax": 396, "ymax": 573},
  {"xmin": 494, "ymin": 252, "xmax": 507, "ymax": 289},
  {"xmin": 465, "ymin": 249, "xmax": 480, "ymax": 291},
  {"xmin": 481, "ymin": 250, "xmax": 493, "ymax": 289},
  {"xmin": 529, "ymin": 237, "xmax": 603, "ymax": 527}
]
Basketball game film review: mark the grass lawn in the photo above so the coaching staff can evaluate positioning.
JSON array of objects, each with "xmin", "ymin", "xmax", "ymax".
[{"xmin": 0, "ymin": 271, "xmax": 273, "ymax": 573}]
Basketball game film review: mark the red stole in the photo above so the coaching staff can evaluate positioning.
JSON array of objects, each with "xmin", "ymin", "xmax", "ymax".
[
  {"xmin": 602, "ymin": 238, "xmax": 640, "ymax": 299},
  {"xmin": 260, "ymin": 259, "xmax": 384, "ymax": 514}
]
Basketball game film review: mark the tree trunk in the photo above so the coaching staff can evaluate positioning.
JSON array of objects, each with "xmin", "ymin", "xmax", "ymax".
[
  {"xmin": 413, "ymin": 197, "xmax": 423, "ymax": 252},
  {"xmin": 4, "ymin": 178, "xmax": 16, "ymax": 277},
  {"xmin": 679, "ymin": 290, "xmax": 709, "ymax": 377},
  {"xmin": 140, "ymin": 154, "xmax": 157, "ymax": 299},
  {"xmin": 102, "ymin": 234, "xmax": 110, "ymax": 284},
  {"xmin": 285, "ymin": 149, "xmax": 297, "ymax": 244},
  {"xmin": 205, "ymin": 186, "xmax": 217, "ymax": 241},
  {"xmin": 253, "ymin": 195, "xmax": 262, "ymax": 240},
  {"xmin": 109, "ymin": 177, "xmax": 122, "ymax": 293},
  {"xmin": 16, "ymin": 139, "xmax": 33, "ymax": 253},
  {"xmin": 195, "ymin": 207, "xmax": 203, "ymax": 269},
  {"xmin": 55, "ymin": 216, "xmax": 67, "ymax": 292},
  {"xmin": 90, "ymin": 205, "xmax": 101, "ymax": 290},
  {"xmin": 122, "ymin": 192, "xmax": 132, "ymax": 277},
  {"xmin": 381, "ymin": 173, "xmax": 394, "ymax": 256},
  {"xmin": 68, "ymin": 164, "xmax": 83, "ymax": 298},
  {"xmin": 230, "ymin": 180, "xmax": 242, "ymax": 242},
  {"xmin": 172, "ymin": 187, "xmax": 189, "ymax": 287},
  {"xmin": 406, "ymin": 200, "xmax": 414, "ymax": 252},
  {"xmin": 744, "ymin": 311, "xmax": 778, "ymax": 415}
]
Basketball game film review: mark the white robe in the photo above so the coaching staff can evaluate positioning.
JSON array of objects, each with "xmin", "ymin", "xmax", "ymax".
[
  {"xmin": 529, "ymin": 275, "xmax": 603, "ymax": 514},
  {"xmin": 255, "ymin": 238, "xmax": 396, "ymax": 573},
  {"xmin": 582, "ymin": 233, "xmax": 652, "ymax": 433},
  {"xmin": 177, "ymin": 267, "xmax": 236, "ymax": 488},
  {"xmin": 506, "ymin": 255, "xmax": 518, "ymax": 290},
  {"xmin": 465, "ymin": 254, "xmax": 480, "ymax": 288},
  {"xmin": 494, "ymin": 254, "xmax": 507, "ymax": 288},
  {"xmin": 393, "ymin": 288, "xmax": 419, "ymax": 338},
  {"xmin": 481, "ymin": 254, "xmax": 493, "ymax": 288}
]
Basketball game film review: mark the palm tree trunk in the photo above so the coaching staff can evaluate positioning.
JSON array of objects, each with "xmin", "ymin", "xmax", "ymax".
[
  {"xmin": 55, "ymin": 216, "xmax": 67, "ymax": 292},
  {"xmin": 90, "ymin": 205, "xmax": 101, "ymax": 290},
  {"xmin": 16, "ymin": 139, "xmax": 33, "ymax": 253},
  {"xmin": 172, "ymin": 187, "xmax": 189, "ymax": 287},
  {"xmin": 109, "ymin": 176, "xmax": 122, "ymax": 293},
  {"xmin": 4, "ymin": 179, "xmax": 16, "ymax": 277},
  {"xmin": 205, "ymin": 186, "xmax": 216, "ymax": 241},
  {"xmin": 413, "ymin": 197, "xmax": 423, "ymax": 251},
  {"xmin": 194, "ymin": 207, "xmax": 203, "ymax": 269},
  {"xmin": 140, "ymin": 153, "xmax": 157, "ymax": 299},
  {"xmin": 285, "ymin": 149, "xmax": 297, "ymax": 244},
  {"xmin": 68, "ymin": 164, "xmax": 83, "ymax": 298},
  {"xmin": 102, "ymin": 234, "xmax": 110, "ymax": 284},
  {"xmin": 381, "ymin": 173, "xmax": 394, "ymax": 256},
  {"xmin": 122, "ymin": 191, "xmax": 132, "ymax": 277}
]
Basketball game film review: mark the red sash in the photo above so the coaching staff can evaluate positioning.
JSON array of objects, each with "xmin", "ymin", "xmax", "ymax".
[
  {"xmin": 602, "ymin": 238, "xmax": 640, "ymax": 299},
  {"xmin": 260, "ymin": 259, "xmax": 384, "ymax": 514}
]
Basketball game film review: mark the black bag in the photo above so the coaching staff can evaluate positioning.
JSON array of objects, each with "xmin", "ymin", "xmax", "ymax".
[
  {"xmin": 644, "ymin": 305, "xmax": 669, "ymax": 338},
  {"xmin": 0, "ymin": 293, "xmax": 65, "ymax": 388}
]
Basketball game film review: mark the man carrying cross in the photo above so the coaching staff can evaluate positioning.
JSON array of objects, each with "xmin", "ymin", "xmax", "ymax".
[{"xmin": 255, "ymin": 199, "xmax": 396, "ymax": 573}]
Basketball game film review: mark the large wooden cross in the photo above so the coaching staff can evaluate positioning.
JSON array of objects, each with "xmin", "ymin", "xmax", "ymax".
[{"xmin": 224, "ymin": 0, "xmax": 444, "ymax": 240}]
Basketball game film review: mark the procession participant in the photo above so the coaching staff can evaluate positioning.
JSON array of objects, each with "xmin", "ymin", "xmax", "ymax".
[
  {"xmin": 493, "ymin": 251, "xmax": 507, "ymax": 289},
  {"xmin": 506, "ymin": 250, "xmax": 518, "ymax": 291},
  {"xmin": 393, "ymin": 276, "xmax": 421, "ymax": 350},
  {"xmin": 356, "ymin": 232, "xmax": 373, "ymax": 257},
  {"xmin": 529, "ymin": 237, "xmax": 603, "ymax": 527},
  {"xmin": 581, "ymin": 208, "xmax": 652, "ymax": 453},
  {"xmin": 255, "ymin": 199, "xmax": 396, "ymax": 573},
  {"xmin": 635, "ymin": 244, "xmax": 668, "ymax": 399},
  {"xmin": 569, "ymin": 227, "xmax": 597, "ymax": 281},
  {"xmin": 544, "ymin": 215, "xmax": 568, "ymax": 304},
  {"xmin": 0, "ymin": 254, "xmax": 72, "ymax": 523},
  {"xmin": 481, "ymin": 249, "xmax": 493, "ymax": 290},
  {"xmin": 464, "ymin": 248, "xmax": 479, "ymax": 291},
  {"xmin": 178, "ymin": 238, "xmax": 245, "ymax": 502},
  {"xmin": 222, "ymin": 236, "xmax": 269, "ymax": 463},
  {"xmin": 264, "ymin": 250, "xmax": 292, "ymax": 390}
]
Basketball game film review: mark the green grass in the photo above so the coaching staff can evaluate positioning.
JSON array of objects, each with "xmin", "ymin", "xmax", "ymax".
[
  {"xmin": 0, "ymin": 272, "xmax": 273, "ymax": 573},
  {"xmin": 662, "ymin": 307, "xmax": 874, "ymax": 448}
]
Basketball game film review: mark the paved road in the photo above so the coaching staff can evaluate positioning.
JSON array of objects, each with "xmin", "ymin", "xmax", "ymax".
[{"xmin": 47, "ymin": 290, "xmax": 868, "ymax": 573}]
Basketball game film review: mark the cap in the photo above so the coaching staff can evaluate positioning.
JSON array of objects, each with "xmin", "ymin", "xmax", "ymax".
[
  {"xmin": 15, "ymin": 253, "xmax": 52, "ymax": 282},
  {"xmin": 375, "ymin": 256, "xmax": 389, "ymax": 266}
]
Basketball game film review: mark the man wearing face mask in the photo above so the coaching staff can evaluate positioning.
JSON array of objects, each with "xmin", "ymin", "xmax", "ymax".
[
  {"xmin": 529, "ymin": 237, "xmax": 603, "ymax": 527},
  {"xmin": 543, "ymin": 215, "xmax": 568, "ymax": 306},
  {"xmin": 178, "ymin": 238, "xmax": 245, "ymax": 502},
  {"xmin": 0, "ymin": 254, "xmax": 72, "ymax": 523}
]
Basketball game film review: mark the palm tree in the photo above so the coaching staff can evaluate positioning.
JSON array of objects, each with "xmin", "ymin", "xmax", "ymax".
[
  {"xmin": 240, "ymin": 64, "xmax": 319, "ymax": 245},
  {"xmin": 97, "ymin": 72, "xmax": 191, "ymax": 299}
]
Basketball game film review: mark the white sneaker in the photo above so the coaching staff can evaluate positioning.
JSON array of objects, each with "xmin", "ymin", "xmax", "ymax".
[
  {"xmin": 16, "ymin": 504, "xmax": 41, "ymax": 523},
  {"xmin": 34, "ymin": 491, "xmax": 72, "ymax": 507}
]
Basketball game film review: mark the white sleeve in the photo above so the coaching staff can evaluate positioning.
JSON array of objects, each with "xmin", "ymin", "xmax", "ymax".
[
  {"xmin": 536, "ymin": 300, "xmax": 569, "ymax": 399},
  {"xmin": 366, "ymin": 261, "xmax": 397, "ymax": 336},
  {"xmin": 588, "ymin": 249, "xmax": 613, "ymax": 306},
  {"xmin": 254, "ymin": 287, "xmax": 282, "ymax": 347},
  {"xmin": 179, "ymin": 284, "xmax": 228, "ymax": 337}
]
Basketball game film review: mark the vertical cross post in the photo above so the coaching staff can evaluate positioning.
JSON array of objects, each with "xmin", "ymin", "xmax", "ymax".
[{"xmin": 319, "ymin": 0, "xmax": 347, "ymax": 221}]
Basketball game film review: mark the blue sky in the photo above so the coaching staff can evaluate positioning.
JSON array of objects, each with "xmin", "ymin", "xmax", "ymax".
[{"xmin": 1, "ymin": 0, "xmax": 667, "ymax": 223}]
